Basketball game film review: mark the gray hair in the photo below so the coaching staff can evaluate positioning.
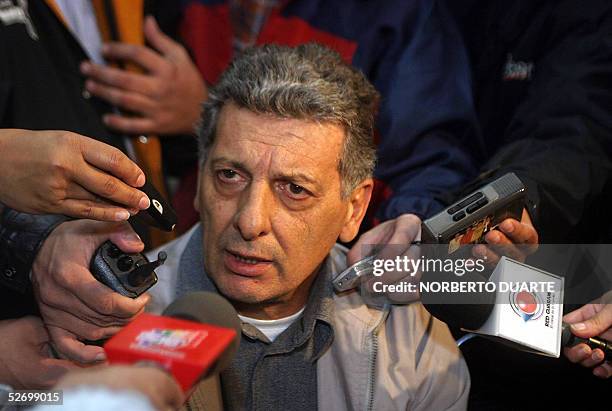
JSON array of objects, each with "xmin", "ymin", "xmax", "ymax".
[{"xmin": 197, "ymin": 43, "xmax": 379, "ymax": 197}]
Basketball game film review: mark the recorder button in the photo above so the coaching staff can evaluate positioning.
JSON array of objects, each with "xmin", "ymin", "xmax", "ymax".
[
  {"xmin": 466, "ymin": 197, "xmax": 488, "ymax": 214},
  {"xmin": 447, "ymin": 192, "xmax": 484, "ymax": 214},
  {"xmin": 447, "ymin": 205, "xmax": 461, "ymax": 215},
  {"xmin": 107, "ymin": 244, "xmax": 122, "ymax": 258},
  {"xmin": 452, "ymin": 211, "xmax": 466, "ymax": 221},
  {"xmin": 117, "ymin": 256, "xmax": 134, "ymax": 272}
]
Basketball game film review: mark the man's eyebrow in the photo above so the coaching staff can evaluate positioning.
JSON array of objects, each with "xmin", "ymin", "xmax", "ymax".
[
  {"xmin": 209, "ymin": 157, "xmax": 250, "ymax": 174},
  {"xmin": 276, "ymin": 171, "xmax": 321, "ymax": 189},
  {"xmin": 210, "ymin": 157, "xmax": 244, "ymax": 168},
  {"xmin": 210, "ymin": 157, "xmax": 323, "ymax": 190}
]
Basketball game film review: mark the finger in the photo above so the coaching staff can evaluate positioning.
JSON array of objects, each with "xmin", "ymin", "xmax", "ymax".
[
  {"xmin": 498, "ymin": 218, "xmax": 538, "ymax": 244},
  {"xmin": 365, "ymin": 245, "xmax": 422, "ymax": 303},
  {"xmin": 40, "ymin": 247, "xmax": 149, "ymax": 319},
  {"xmin": 81, "ymin": 62, "xmax": 157, "ymax": 94},
  {"xmin": 593, "ymin": 362, "xmax": 612, "ymax": 379},
  {"xmin": 370, "ymin": 244, "xmax": 422, "ymax": 285},
  {"xmin": 73, "ymin": 164, "xmax": 149, "ymax": 212},
  {"xmin": 63, "ymin": 185, "xmax": 134, "ymax": 221},
  {"xmin": 564, "ymin": 343, "xmax": 592, "ymax": 364},
  {"xmin": 144, "ymin": 16, "xmax": 182, "ymax": 58},
  {"xmin": 498, "ymin": 218, "xmax": 538, "ymax": 256},
  {"xmin": 347, "ymin": 219, "xmax": 399, "ymax": 264},
  {"xmin": 65, "ymin": 184, "xmax": 101, "ymax": 201},
  {"xmin": 579, "ymin": 348, "xmax": 606, "ymax": 368},
  {"xmin": 101, "ymin": 42, "xmax": 166, "ymax": 74},
  {"xmin": 36, "ymin": 272, "xmax": 130, "ymax": 324},
  {"xmin": 48, "ymin": 326, "xmax": 108, "ymax": 363},
  {"xmin": 43, "ymin": 306, "xmax": 125, "ymax": 341},
  {"xmin": 102, "ymin": 113, "xmax": 157, "ymax": 135},
  {"xmin": 77, "ymin": 137, "xmax": 145, "ymax": 188},
  {"xmin": 348, "ymin": 236, "xmax": 381, "ymax": 265},
  {"xmin": 85, "ymin": 80, "xmax": 157, "ymax": 115},
  {"xmin": 63, "ymin": 271, "xmax": 149, "ymax": 319},
  {"xmin": 569, "ymin": 304, "xmax": 612, "ymax": 338},
  {"xmin": 38, "ymin": 287, "xmax": 133, "ymax": 328},
  {"xmin": 108, "ymin": 227, "xmax": 145, "ymax": 253},
  {"xmin": 374, "ymin": 214, "xmax": 421, "ymax": 261},
  {"xmin": 484, "ymin": 230, "xmax": 526, "ymax": 261},
  {"xmin": 563, "ymin": 304, "xmax": 598, "ymax": 325},
  {"xmin": 59, "ymin": 199, "xmax": 131, "ymax": 222},
  {"xmin": 473, "ymin": 243, "xmax": 500, "ymax": 266}
]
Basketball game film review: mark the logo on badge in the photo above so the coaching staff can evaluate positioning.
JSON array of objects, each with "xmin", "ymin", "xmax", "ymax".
[
  {"xmin": 135, "ymin": 328, "xmax": 207, "ymax": 350},
  {"xmin": 510, "ymin": 291, "xmax": 544, "ymax": 322}
]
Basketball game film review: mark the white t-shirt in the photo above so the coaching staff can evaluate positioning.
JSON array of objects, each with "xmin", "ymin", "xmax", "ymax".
[{"xmin": 238, "ymin": 307, "xmax": 306, "ymax": 342}]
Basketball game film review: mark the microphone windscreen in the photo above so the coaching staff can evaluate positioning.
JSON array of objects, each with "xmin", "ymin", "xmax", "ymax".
[
  {"xmin": 163, "ymin": 291, "xmax": 241, "ymax": 375},
  {"xmin": 561, "ymin": 324, "xmax": 574, "ymax": 347},
  {"xmin": 420, "ymin": 270, "xmax": 496, "ymax": 330}
]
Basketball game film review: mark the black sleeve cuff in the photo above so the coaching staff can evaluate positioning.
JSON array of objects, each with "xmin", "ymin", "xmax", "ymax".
[{"xmin": 0, "ymin": 208, "xmax": 70, "ymax": 293}]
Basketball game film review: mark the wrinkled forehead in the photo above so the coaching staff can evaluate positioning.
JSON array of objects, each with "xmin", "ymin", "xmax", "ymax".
[{"xmin": 210, "ymin": 103, "xmax": 345, "ymax": 175}]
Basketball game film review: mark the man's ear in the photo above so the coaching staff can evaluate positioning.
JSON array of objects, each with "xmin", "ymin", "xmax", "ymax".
[
  {"xmin": 339, "ymin": 178, "xmax": 374, "ymax": 243},
  {"xmin": 193, "ymin": 167, "xmax": 203, "ymax": 213}
]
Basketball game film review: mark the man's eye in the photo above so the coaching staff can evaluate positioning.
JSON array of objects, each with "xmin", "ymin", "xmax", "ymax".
[
  {"xmin": 217, "ymin": 169, "xmax": 240, "ymax": 182},
  {"xmin": 280, "ymin": 182, "xmax": 310, "ymax": 200},
  {"xmin": 289, "ymin": 184, "xmax": 304, "ymax": 195}
]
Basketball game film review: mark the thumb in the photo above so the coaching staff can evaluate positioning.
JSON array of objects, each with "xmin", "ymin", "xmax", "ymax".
[
  {"xmin": 108, "ymin": 224, "xmax": 144, "ymax": 254},
  {"xmin": 347, "ymin": 237, "xmax": 377, "ymax": 266},
  {"xmin": 81, "ymin": 221, "xmax": 144, "ymax": 256},
  {"xmin": 347, "ymin": 220, "xmax": 396, "ymax": 265},
  {"xmin": 570, "ymin": 305, "xmax": 612, "ymax": 338}
]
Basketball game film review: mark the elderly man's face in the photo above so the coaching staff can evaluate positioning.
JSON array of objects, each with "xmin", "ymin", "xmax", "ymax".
[{"xmin": 196, "ymin": 103, "xmax": 371, "ymax": 317}]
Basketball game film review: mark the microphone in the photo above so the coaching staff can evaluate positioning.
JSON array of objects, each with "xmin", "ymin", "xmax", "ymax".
[
  {"xmin": 421, "ymin": 270, "xmax": 496, "ymax": 330},
  {"xmin": 421, "ymin": 256, "xmax": 611, "ymax": 361},
  {"xmin": 561, "ymin": 324, "xmax": 612, "ymax": 361},
  {"xmin": 104, "ymin": 291, "xmax": 241, "ymax": 392},
  {"xmin": 422, "ymin": 256, "xmax": 565, "ymax": 357}
]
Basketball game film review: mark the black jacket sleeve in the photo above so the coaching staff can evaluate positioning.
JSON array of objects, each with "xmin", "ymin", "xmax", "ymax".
[{"xmin": 0, "ymin": 208, "xmax": 69, "ymax": 294}]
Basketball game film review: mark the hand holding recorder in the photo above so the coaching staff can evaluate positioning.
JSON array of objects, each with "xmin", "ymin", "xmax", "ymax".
[
  {"xmin": 32, "ymin": 220, "xmax": 149, "ymax": 363},
  {"xmin": 31, "ymin": 178, "xmax": 177, "ymax": 363},
  {"xmin": 336, "ymin": 173, "xmax": 539, "ymax": 297}
]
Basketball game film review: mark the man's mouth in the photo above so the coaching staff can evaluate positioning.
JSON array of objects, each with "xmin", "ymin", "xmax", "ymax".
[{"xmin": 223, "ymin": 249, "xmax": 273, "ymax": 276}]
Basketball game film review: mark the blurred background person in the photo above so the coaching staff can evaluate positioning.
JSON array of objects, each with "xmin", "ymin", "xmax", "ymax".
[{"xmin": 445, "ymin": 0, "xmax": 612, "ymax": 409}]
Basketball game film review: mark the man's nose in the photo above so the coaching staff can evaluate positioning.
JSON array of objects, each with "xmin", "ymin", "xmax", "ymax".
[{"xmin": 233, "ymin": 182, "xmax": 273, "ymax": 240}]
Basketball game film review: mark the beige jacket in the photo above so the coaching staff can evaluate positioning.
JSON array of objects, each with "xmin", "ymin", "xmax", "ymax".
[{"xmin": 148, "ymin": 226, "xmax": 470, "ymax": 411}]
